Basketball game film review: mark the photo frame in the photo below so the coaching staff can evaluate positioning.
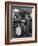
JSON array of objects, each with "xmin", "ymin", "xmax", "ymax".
[{"xmin": 5, "ymin": 1, "xmax": 37, "ymax": 45}]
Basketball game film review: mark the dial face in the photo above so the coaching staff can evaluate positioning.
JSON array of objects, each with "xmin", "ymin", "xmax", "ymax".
[{"xmin": 16, "ymin": 27, "xmax": 21, "ymax": 36}]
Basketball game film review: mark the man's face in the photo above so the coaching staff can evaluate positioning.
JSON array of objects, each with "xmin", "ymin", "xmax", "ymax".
[
  {"xmin": 21, "ymin": 22, "xmax": 24, "ymax": 26},
  {"xmin": 21, "ymin": 20, "xmax": 25, "ymax": 26}
]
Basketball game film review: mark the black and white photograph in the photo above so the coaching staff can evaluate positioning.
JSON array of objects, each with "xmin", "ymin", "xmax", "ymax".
[
  {"xmin": 11, "ymin": 6, "xmax": 32, "ymax": 38},
  {"xmin": 5, "ymin": 2, "xmax": 37, "ymax": 44}
]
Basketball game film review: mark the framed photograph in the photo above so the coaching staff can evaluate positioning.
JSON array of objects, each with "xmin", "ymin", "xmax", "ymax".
[{"xmin": 5, "ymin": 1, "xmax": 37, "ymax": 45}]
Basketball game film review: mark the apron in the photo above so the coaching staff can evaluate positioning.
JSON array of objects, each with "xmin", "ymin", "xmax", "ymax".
[{"xmin": 16, "ymin": 26, "xmax": 21, "ymax": 36}]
